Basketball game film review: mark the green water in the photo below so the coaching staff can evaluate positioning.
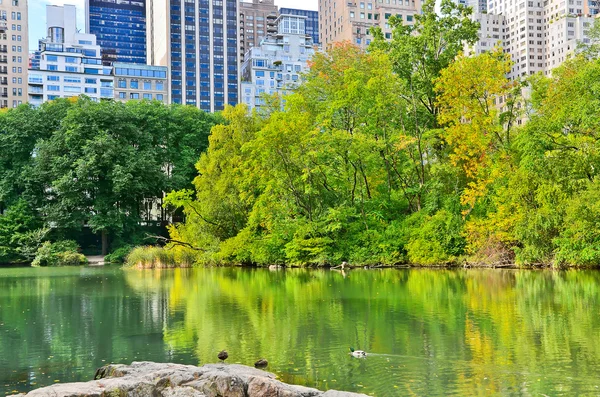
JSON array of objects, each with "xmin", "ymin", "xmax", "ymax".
[{"xmin": 1, "ymin": 267, "xmax": 600, "ymax": 396}]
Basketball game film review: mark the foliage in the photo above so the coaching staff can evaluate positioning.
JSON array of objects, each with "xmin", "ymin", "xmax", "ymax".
[
  {"xmin": 104, "ymin": 245, "xmax": 133, "ymax": 264},
  {"xmin": 124, "ymin": 245, "xmax": 195, "ymax": 269},
  {"xmin": 0, "ymin": 99, "xmax": 217, "ymax": 263},
  {"xmin": 0, "ymin": 200, "xmax": 43, "ymax": 263},
  {"xmin": 31, "ymin": 240, "xmax": 87, "ymax": 267}
]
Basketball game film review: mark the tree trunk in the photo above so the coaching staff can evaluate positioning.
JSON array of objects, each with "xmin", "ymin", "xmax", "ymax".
[{"xmin": 101, "ymin": 229, "xmax": 108, "ymax": 256}]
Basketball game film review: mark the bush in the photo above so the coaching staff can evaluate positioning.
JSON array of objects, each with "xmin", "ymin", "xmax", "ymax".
[
  {"xmin": 31, "ymin": 240, "xmax": 87, "ymax": 267},
  {"xmin": 104, "ymin": 245, "xmax": 133, "ymax": 263},
  {"xmin": 125, "ymin": 246, "xmax": 178, "ymax": 269}
]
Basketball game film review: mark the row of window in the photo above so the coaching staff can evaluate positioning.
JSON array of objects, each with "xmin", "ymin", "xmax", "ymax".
[
  {"xmin": 117, "ymin": 92, "xmax": 165, "ymax": 101},
  {"xmin": 117, "ymin": 79, "xmax": 165, "ymax": 91}
]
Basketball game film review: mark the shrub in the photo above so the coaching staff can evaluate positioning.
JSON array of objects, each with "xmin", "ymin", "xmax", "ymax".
[
  {"xmin": 31, "ymin": 240, "xmax": 87, "ymax": 267},
  {"xmin": 104, "ymin": 245, "xmax": 133, "ymax": 263},
  {"xmin": 125, "ymin": 246, "xmax": 179, "ymax": 269}
]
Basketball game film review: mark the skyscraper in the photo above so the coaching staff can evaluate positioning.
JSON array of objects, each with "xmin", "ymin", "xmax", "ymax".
[
  {"xmin": 279, "ymin": 7, "xmax": 319, "ymax": 45},
  {"xmin": 319, "ymin": 0, "xmax": 421, "ymax": 49},
  {"xmin": 239, "ymin": 0, "xmax": 278, "ymax": 62},
  {"xmin": 241, "ymin": 14, "xmax": 316, "ymax": 111},
  {"xmin": 487, "ymin": 0, "xmax": 595, "ymax": 79},
  {"xmin": 86, "ymin": 0, "xmax": 147, "ymax": 64},
  {"xmin": 149, "ymin": 0, "xmax": 238, "ymax": 112},
  {"xmin": 0, "ymin": 0, "xmax": 28, "ymax": 109},
  {"xmin": 28, "ymin": 5, "xmax": 114, "ymax": 106}
]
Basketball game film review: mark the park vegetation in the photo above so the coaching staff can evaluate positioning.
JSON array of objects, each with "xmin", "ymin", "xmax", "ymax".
[
  {"xmin": 161, "ymin": 0, "xmax": 600, "ymax": 268},
  {"xmin": 0, "ymin": 99, "xmax": 218, "ymax": 265},
  {"xmin": 3, "ymin": 0, "xmax": 600, "ymax": 267}
]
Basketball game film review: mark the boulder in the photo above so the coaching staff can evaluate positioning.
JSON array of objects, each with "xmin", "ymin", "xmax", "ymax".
[{"xmin": 10, "ymin": 361, "xmax": 369, "ymax": 397}]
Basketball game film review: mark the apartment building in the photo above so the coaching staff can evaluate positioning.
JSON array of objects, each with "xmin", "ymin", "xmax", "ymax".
[
  {"xmin": 113, "ymin": 62, "xmax": 168, "ymax": 103},
  {"xmin": 0, "ymin": 0, "xmax": 28, "ymax": 109},
  {"xmin": 466, "ymin": 12, "xmax": 506, "ymax": 55},
  {"xmin": 239, "ymin": 0, "xmax": 278, "ymax": 62},
  {"xmin": 319, "ymin": 0, "xmax": 422, "ymax": 48},
  {"xmin": 241, "ymin": 14, "xmax": 315, "ymax": 111},
  {"xmin": 148, "ymin": 0, "xmax": 238, "ymax": 112},
  {"xmin": 280, "ymin": 7, "xmax": 320, "ymax": 45},
  {"xmin": 27, "ymin": 5, "xmax": 114, "ymax": 106},
  {"xmin": 488, "ymin": 0, "xmax": 596, "ymax": 79},
  {"xmin": 86, "ymin": 0, "xmax": 147, "ymax": 64}
]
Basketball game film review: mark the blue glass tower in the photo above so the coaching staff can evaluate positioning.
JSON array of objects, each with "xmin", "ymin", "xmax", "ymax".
[
  {"xmin": 166, "ymin": 0, "xmax": 238, "ymax": 112},
  {"xmin": 86, "ymin": 0, "xmax": 147, "ymax": 64},
  {"xmin": 279, "ymin": 8, "xmax": 319, "ymax": 45}
]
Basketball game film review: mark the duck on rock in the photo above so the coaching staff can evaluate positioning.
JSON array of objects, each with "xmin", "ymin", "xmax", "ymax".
[
  {"xmin": 349, "ymin": 347, "xmax": 367, "ymax": 358},
  {"xmin": 254, "ymin": 359, "xmax": 268, "ymax": 368},
  {"xmin": 218, "ymin": 350, "xmax": 228, "ymax": 362}
]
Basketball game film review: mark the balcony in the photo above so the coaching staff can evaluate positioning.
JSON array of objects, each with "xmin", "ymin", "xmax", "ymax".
[
  {"xmin": 0, "ymin": 92, "xmax": 8, "ymax": 98},
  {"xmin": 0, "ymin": 19, "xmax": 7, "ymax": 32},
  {"xmin": 28, "ymin": 87, "xmax": 43, "ymax": 94},
  {"xmin": 0, "ymin": 67, "xmax": 7, "ymax": 75},
  {"xmin": 0, "ymin": 78, "xmax": 7, "ymax": 85},
  {"xmin": 0, "ymin": 46, "xmax": 7, "ymax": 53}
]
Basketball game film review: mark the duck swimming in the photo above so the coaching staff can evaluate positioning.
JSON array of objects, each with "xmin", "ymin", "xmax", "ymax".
[{"xmin": 349, "ymin": 347, "xmax": 367, "ymax": 358}]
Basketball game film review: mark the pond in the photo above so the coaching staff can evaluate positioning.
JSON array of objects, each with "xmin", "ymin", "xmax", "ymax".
[{"xmin": 1, "ymin": 267, "xmax": 600, "ymax": 396}]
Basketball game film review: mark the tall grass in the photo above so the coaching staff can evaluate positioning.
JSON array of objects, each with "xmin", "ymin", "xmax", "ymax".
[{"xmin": 125, "ymin": 246, "xmax": 196, "ymax": 269}]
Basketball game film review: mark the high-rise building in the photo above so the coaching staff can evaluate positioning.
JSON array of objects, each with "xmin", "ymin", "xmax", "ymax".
[
  {"xmin": 239, "ymin": 0, "xmax": 278, "ymax": 62},
  {"xmin": 487, "ymin": 0, "xmax": 595, "ymax": 79},
  {"xmin": 149, "ymin": 0, "xmax": 239, "ymax": 112},
  {"xmin": 241, "ymin": 14, "xmax": 315, "ymax": 111},
  {"xmin": 28, "ymin": 5, "xmax": 114, "ymax": 106},
  {"xmin": 86, "ymin": 0, "xmax": 147, "ymax": 64},
  {"xmin": 319, "ymin": 0, "xmax": 422, "ymax": 48},
  {"xmin": 279, "ymin": 8, "xmax": 319, "ymax": 45},
  {"xmin": 0, "ymin": 0, "xmax": 28, "ymax": 109},
  {"xmin": 113, "ymin": 62, "xmax": 169, "ymax": 103},
  {"xmin": 465, "ymin": 12, "xmax": 506, "ymax": 56}
]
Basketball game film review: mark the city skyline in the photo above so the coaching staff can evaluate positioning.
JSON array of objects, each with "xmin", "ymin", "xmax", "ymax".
[{"xmin": 28, "ymin": 0, "xmax": 319, "ymax": 51}]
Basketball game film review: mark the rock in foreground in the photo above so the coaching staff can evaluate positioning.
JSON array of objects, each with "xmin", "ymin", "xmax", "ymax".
[{"xmin": 12, "ymin": 361, "xmax": 369, "ymax": 397}]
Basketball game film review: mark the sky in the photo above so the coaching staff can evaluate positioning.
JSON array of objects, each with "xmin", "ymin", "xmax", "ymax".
[{"xmin": 28, "ymin": 0, "xmax": 318, "ymax": 50}]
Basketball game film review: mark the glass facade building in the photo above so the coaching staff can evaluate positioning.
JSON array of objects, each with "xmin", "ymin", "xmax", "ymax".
[
  {"xmin": 166, "ymin": 0, "xmax": 238, "ymax": 112},
  {"xmin": 86, "ymin": 0, "xmax": 147, "ymax": 64},
  {"xmin": 279, "ymin": 8, "xmax": 319, "ymax": 45}
]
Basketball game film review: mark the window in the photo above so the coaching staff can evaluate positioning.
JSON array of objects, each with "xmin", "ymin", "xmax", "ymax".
[
  {"xmin": 143, "ymin": 81, "xmax": 151, "ymax": 90},
  {"xmin": 143, "ymin": 93, "xmax": 152, "ymax": 100},
  {"xmin": 47, "ymin": 85, "xmax": 60, "ymax": 91},
  {"xmin": 156, "ymin": 94, "xmax": 164, "ymax": 101},
  {"xmin": 130, "ymin": 80, "xmax": 138, "ymax": 89},
  {"xmin": 130, "ymin": 93, "xmax": 140, "ymax": 99},
  {"xmin": 46, "ymin": 55, "xmax": 58, "ymax": 62},
  {"xmin": 119, "ymin": 92, "xmax": 126, "ymax": 99},
  {"xmin": 84, "ymin": 87, "xmax": 97, "ymax": 94},
  {"xmin": 85, "ymin": 78, "xmax": 97, "ymax": 84},
  {"xmin": 118, "ymin": 79, "xmax": 126, "ymax": 88},
  {"xmin": 64, "ymin": 86, "xmax": 81, "ymax": 93},
  {"xmin": 156, "ymin": 81, "xmax": 164, "ymax": 91},
  {"xmin": 47, "ymin": 75, "xmax": 60, "ymax": 81}
]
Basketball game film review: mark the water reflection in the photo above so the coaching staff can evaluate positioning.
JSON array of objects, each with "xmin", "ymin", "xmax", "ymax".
[{"xmin": 1, "ymin": 267, "xmax": 599, "ymax": 396}]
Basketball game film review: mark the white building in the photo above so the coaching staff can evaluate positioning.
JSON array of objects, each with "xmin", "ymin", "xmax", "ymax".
[
  {"xmin": 465, "ymin": 12, "xmax": 506, "ymax": 55},
  {"xmin": 240, "ymin": 14, "xmax": 316, "ymax": 111},
  {"xmin": 487, "ymin": 0, "xmax": 596, "ymax": 79},
  {"xmin": 28, "ymin": 5, "xmax": 113, "ymax": 106}
]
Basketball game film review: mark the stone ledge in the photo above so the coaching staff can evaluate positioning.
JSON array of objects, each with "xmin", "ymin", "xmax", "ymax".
[{"xmin": 11, "ymin": 361, "xmax": 369, "ymax": 397}]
